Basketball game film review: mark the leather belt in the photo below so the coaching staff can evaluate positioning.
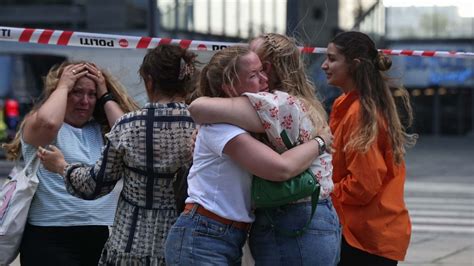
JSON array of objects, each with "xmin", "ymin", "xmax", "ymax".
[{"xmin": 184, "ymin": 203, "xmax": 251, "ymax": 231}]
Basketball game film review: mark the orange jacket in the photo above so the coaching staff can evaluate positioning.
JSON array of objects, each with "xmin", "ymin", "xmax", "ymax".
[{"xmin": 329, "ymin": 91, "xmax": 411, "ymax": 261}]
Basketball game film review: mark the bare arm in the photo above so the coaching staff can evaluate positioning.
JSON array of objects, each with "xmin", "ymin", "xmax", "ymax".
[
  {"xmin": 189, "ymin": 97, "xmax": 264, "ymax": 133},
  {"xmin": 103, "ymin": 101, "xmax": 124, "ymax": 127},
  {"xmin": 23, "ymin": 63, "xmax": 88, "ymax": 147},
  {"xmin": 223, "ymin": 133, "xmax": 319, "ymax": 181},
  {"xmin": 85, "ymin": 63, "xmax": 124, "ymax": 126}
]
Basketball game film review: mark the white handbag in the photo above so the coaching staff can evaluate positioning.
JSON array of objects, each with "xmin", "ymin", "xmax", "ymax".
[{"xmin": 0, "ymin": 154, "xmax": 40, "ymax": 265}]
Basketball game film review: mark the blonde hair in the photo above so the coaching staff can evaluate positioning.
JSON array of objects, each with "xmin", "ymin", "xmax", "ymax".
[
  {"xmin": 197, "ymin": 46, "xmax": 251, "ymax": 98},
  {"xmin": 252, "ymin": 33, "xmax": 329, "ymax": 136},
  {"xmin": 3, "ymin": 61, "xmax": 139, "ymax": 160}
]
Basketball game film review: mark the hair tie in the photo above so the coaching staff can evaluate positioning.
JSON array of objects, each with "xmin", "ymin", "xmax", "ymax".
[
  {"xmin": 373, "ymin": 52, "xmax": 391, "ymax": 71},
  {"xmin": 263, "ymin": 34, "xmax": 277, "ymax": 52},
  {"xmin": 178, "ymin": 58, "xmax": 194, "ymax": 80}
]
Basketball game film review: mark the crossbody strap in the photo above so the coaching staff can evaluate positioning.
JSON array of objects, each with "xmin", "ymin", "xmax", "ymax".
[{"xmin": 262, "ymin": 130, "xmax": 320, "ymax": 237}]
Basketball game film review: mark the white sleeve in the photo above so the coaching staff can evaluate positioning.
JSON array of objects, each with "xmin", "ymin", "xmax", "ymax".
[{"xmin": 199, "ymin": 123, "xmax": 247, "ymax": 156}]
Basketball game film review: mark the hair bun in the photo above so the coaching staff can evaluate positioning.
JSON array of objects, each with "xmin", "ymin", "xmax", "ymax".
[{"xmin": 375, "ymin": 52, "xmax": 392, "ymax": 71}]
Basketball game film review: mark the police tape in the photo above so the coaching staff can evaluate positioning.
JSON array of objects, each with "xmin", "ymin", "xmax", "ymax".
[{"xmin": 1, "ymin": 26, "xmax": 474, "ymax": 59}]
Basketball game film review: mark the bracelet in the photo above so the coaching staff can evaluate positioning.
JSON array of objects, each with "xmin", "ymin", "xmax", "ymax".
[
  {"xmin": 97, "ymin": 92, "xmax": 116, "ymax": 108},
  {"xmin": 314, "ymin": 136, "xmax": 326, "ymax": 155}
]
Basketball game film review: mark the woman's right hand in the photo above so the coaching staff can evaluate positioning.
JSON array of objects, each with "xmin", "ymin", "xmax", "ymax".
[
  {"xmin": 38, "ymin": 145, "xmax": 68, "ymax": 176},
  {"xmin": 56, "ymin": 63, "xmax": 88, "ymax": 92},
  {"xmin": 316, "ymin": 126, "xmax": 333, "ymax": 153}
]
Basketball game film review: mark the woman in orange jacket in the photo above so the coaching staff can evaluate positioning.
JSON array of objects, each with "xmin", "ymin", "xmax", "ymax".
[{"xmin": 321, "ymin": 31, "xmax": 417, "ymax": 265}]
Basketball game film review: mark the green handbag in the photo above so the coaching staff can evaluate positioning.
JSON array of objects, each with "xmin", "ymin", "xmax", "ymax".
[{"xmin": 251, "ymin": 130, "xmax": 321, "ymax": 236}]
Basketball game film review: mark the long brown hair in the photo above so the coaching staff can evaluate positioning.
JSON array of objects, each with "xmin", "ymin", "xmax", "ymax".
[
  {"xmin": 331, "ymin": 31, "xmax": 417, "ymax": 162},
  {"xmin": 3, "ymin": 61, "xmax": 139, "ymax": 160},
  {"xmin": 251, "ymin": 33, "xmax": 329, "ymax": 136}
]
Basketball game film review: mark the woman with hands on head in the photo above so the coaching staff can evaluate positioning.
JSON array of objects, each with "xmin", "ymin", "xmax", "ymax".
[
  {"xmin": 164, "ymin": 45, "xmax": 330, "ymax": 265},
  {"xmin": 188, "ymin": 33, "xmax": 341, "ymax": 266},
  {"xmin": 3, "ymin": 61, "xmax": 138, "ymax": 265},
  {"xmin": 38, "ymin": 44, "xmax": 198, "ymax": 265}
]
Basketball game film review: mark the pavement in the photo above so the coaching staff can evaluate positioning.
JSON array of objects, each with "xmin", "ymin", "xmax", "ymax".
[
  {"xmin": 3, "ymin": 135, "xmax": 474, "ymax": 265},
  {"xmin": 401, "ymin": 136, "xmax": 474, "ymax": 266}
]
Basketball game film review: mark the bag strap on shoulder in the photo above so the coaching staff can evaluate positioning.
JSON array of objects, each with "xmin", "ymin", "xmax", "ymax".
[{"xmin": 22, "ymin": 152, "xmax": 40, "ymax": 177}]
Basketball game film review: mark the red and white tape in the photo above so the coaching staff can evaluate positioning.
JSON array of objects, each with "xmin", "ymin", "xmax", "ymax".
[{"xmin": 1, "ymin": 26, "xmax": 473, "ymax": 59}]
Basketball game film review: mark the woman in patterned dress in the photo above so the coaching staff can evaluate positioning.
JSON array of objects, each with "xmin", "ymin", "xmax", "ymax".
[
  {"xmin": 39, "ymin": 44, "xmax": 197, "ymax": 265},
  {"xmin": 188, "ymin": 33, "xmax": 341, "ymax": 265},
  {"xmin": 3, "ymin": 61, "xmax": 138, "ymax": 265}
]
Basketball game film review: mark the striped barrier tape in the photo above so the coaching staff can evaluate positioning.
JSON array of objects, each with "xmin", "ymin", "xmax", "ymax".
[{"xmin": 1, "ymin": 26, "xmax": 474, "ymax": 59}]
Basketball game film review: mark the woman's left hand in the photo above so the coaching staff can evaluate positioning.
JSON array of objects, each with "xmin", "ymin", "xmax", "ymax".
[
  {"xmin": 37, "ymin": 145, "xmax": 68, "ymax": 176},
  {"xmin": 84, "ymin": 63, "xmax": 108, "ymax": 98}
]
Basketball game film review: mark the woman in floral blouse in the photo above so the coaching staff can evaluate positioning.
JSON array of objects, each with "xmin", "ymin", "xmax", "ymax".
[
  {"xmin": 39, "ymin": 44, "xmax": 197, "ymax": 265},
  {"xmin": 189, "ymin": 33, "xmax": 341, "ymax": 265}
]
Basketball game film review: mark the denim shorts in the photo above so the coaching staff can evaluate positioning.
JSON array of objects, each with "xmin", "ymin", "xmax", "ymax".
[
  {"xmin": 164, "ymin": 207, "xmax": 248, "ymax": 266},
  {"xmin": 249, "ymin": 198, "xmax": 342, "ymax": 266}
]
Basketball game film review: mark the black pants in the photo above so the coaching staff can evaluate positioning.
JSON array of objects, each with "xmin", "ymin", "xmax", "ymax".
[
  {"xmin": 338, "ymin": 236, "xmax": 398, "ymax": 266},
  {"xmin": 20, "ymin": 223, "xmax": 109, "ymax": 266}
]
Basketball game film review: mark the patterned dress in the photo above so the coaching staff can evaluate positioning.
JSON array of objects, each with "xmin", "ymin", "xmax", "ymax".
[{"xmin": 63, "ymin": 102, "xmax": 195, "ymax": 265}]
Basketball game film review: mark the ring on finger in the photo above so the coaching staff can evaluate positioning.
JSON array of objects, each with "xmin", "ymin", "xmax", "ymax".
[{"xmin": 72, "ymin": 70, "xmax": 77, "ymax": 74}]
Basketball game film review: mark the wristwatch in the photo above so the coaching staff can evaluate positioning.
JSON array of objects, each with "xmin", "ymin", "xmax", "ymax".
[{"xmin": 314, "ymin": 136, "xmax": 326, "ymax": 155}]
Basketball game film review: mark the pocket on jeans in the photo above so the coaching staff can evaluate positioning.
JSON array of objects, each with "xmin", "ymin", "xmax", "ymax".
[
  {"xmin": 193, "ymin": 216, "xmax": 227, "ymax": 238},
  {"xmin": 307, "ymin": 204, "xmax": 340, "ymax": 234},
  {"xmin": 165, "ymin": 226, "xmax": 185, "ymax": 265}
]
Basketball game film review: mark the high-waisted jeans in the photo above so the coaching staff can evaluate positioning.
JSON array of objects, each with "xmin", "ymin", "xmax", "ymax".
[
  {"xmin": 249, "ymin": 198, "xmax": 341, "ymax": 266},
  {"xmin": 165, "ymin": 206, "xmax": 248, "ymax": 266}
]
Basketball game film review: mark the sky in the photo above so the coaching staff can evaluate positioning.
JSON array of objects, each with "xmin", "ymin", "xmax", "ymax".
[{"xmin": 384, "ymin": 0, "xmax": 474, "ymax": 17}]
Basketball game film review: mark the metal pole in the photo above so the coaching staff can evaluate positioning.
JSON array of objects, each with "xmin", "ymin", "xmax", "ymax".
[
  {"xmin": 148, "ymin": 0, "xmax": 157, "ymax": 37},
  {"xmin": 223, "ymin": 0, "xmax": 226, "ymax": 36},
  {"xmin": 175, "ymin": 0, "xmax": 179, "ymax": 30},
  {"xmin": 471, "ymin": 88, "xmax": 474, "ymax": 136},
  {"xmin": 236, "ymin": 0, "xmax": 241, "ymax": 36},
  {"xmin": 433, "ymin": 86, "xmax": 440, "ymax": 136},
  {"xmin": 207, "ymin": 0, "xmax": 211, "ymax": 33}
]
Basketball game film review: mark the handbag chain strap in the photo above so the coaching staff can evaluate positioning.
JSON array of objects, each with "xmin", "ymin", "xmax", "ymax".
[{"xmin": 262, "ymin": 131, "xmax": 321, "ymax": 237}]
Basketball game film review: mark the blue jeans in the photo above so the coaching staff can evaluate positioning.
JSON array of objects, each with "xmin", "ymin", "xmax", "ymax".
[
  {"xmin": 249, "ymin": 199, "xmax": 342, "ymax": 266},
  {"xmin": 164, "ymin": 207, "xmax": 248, "ymax": 265}
]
